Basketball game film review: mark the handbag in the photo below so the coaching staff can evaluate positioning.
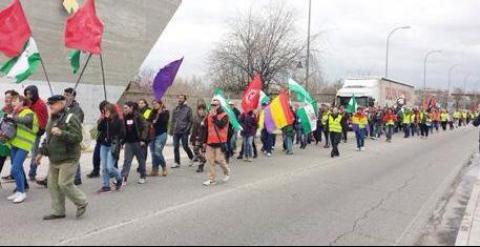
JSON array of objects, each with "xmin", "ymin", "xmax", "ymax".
[{"xmin": 0, "ymin": 118, "xmax": 17, "ymax": 142}]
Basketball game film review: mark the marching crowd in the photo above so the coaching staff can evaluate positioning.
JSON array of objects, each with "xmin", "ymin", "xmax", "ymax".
[{"xmin": 0, "ymin": 85, "xmax": 477, "ymax": 220}]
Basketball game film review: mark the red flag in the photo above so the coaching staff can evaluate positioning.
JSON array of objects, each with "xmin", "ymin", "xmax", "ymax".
[
  {"xmin": 64, "ymin": 0, "xmax": 104, "ymax": 54},
  {"xmin": 0, "ymin": 0, "xmax": 31, "ymax": 57},
  {"xmin": 241, "ymin": 73, "xmax": 263, "ymax": 112}
]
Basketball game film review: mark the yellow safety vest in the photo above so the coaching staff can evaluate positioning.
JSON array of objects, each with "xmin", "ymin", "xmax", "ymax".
[
  {"xmin": 440, "ymin": 113, "xmax": 449, "ymax": 122},
  {"xmin": 143, "ymin": 109, "xmax": 152, "ymax": 120},
  {"xmin": 329, "ymin": 115, "xmax": 343, "ymax": 133},
  {"xmin": 321, "ymin": 111, "xmax": 330, "ymax": 125},
  {"xmin": 403, "ymin": 113, "xmax": 412, "ymax": 124},
  {"xmin": 9, "ymin": 108, "xmax": 39, "ymax": 152}
]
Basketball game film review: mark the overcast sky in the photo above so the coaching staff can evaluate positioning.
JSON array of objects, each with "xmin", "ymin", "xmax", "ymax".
[{"xmin": 143, "ymin": 0, "xmax": 480, "ymax": 90}]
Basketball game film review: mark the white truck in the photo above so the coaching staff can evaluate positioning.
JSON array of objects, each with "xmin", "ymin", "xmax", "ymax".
[{"xmin": 336, "ymin": 78, "xmax": 415, "ymax": 108}]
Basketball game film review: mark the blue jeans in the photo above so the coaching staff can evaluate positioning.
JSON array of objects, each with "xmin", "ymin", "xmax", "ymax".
[
  {"xmin": 355, "ymin": 129, "xmax": 366, "ymax": 148},
  {"xmin": 261, "ymin": 129, "xmax": 274, "ymax": 154},
  {"xmin": 28, "ymin": 135, "xmax": 41, "ymax": 179},
  {"xmin": 150, "ymin": 133, "xmax": 167, "ymax": 169},
  {"xmin": 386, "ymin": 125, "xmax": 394, "ymax": 141},
  {"xmin": 173, "ymin": 133, "xmax": 194, "ymax": 165},
  {"xmin": 242, "ymin": 136, "xmax": 254, "ymax": 158},
  {"xmin": 100, "ymin": 145, "xmax": 122, "ymax": 188},
  {"xmin": 284, "ymin": 135, "xmax": 293, "ymax": 154},
  {"xmin": 11, "ymin": 147, "xmax": 28, "ymax": 193}
]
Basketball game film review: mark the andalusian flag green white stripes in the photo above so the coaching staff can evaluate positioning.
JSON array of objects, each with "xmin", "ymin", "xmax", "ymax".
[
  {"xmin": 297, "ymin": 103, "xmax": 318, "ymax": 134},
  {"xmin": 0, "ymin": 38, "xmax": 41, "ymax": 84},
  {"xmin": 259, "ymin": 91, "xmax": 270, "ymax": 107},
  {"xmin": 213, "ymin": 88, "xmax": 242, "ymax": 131}
]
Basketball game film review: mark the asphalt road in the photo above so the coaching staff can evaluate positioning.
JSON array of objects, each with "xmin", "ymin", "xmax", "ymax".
[{"xmin": 0, "ymin": 127, "xmax": 477, "ymax": 246}]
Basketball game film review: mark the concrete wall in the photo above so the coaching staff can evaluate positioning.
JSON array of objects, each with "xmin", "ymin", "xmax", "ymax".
[{"xmin": 0, "ymin": 0, "xmax": 181, "ymax": 86}]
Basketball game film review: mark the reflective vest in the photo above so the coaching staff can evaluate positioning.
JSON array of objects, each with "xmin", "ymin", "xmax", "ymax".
[
  {"xmin": 9, "ymin": 108, "xmax": 39, "ymax": 152},
  {"xmin": 321, "ymin": 111, "xmax": 330, "ymax": 125},
  {"xmin": 142, "ymin": 109, "xmax": 152, "ymax": 120},
  {"xmin": 403, "ymin": 113, "xmax": 412, "ymax": 124},
  {"xmin": 207, "ymin": 113, "xmax": 229, "ymax": 144},
  {"xmin": 329, "ymin": 115, "xmax": 343, "ymax": 133},
  {"xmin": 453, "ymin": 111, "xmax": 461, "ymax": 119},
  {"xmin": 352, "ymin": 114, "xmax": 368, "ymax": 129},
  {"xmin": 440, "ymin": 113, "xmax": 449, "ymax": 122}
]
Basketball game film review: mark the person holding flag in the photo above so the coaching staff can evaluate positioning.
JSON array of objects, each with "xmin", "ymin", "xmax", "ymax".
[{"xmin": 202, "ymin": 98, "xmax": 231, "ymax": 186}]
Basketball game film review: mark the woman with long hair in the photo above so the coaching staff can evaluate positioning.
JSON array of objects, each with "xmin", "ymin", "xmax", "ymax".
[{"xmin": 147, "ymin": 100, "xmax": 170, "ymax": 177}]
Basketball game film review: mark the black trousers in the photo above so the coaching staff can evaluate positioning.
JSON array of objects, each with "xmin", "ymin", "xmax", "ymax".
[
  {"xmin": 330, "ymin": 132, "xmax": 341, "ymax": 157},
  {"xmin": 0, "ymin": 155, "xmax": 6, "ymax": 176}
]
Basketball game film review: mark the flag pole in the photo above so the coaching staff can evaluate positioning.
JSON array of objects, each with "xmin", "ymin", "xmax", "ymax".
[
  {"xmin": 73, "ymin": 53, "xmax": 93, "ymax": 90},
  {"xmin": 39, "ymin": 56, "xmax": 54, "ymax": 96},
  {"xmin": 99, "ymin": 53, "xmax": 107, "ymax": 101}
]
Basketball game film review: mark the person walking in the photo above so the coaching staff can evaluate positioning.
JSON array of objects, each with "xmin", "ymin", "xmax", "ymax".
[
  {"xmin": 87, "ymin": 101, "xmax": 109, "ymax": 179},
  {"xmin": 440, "ymin": 109, "xmax": 449, "ymax": 131},
  {"xmin": 191, "ymin": 103, "xmax": 207, "ymax": 173},
  {"xmin": 420, "ymin": 110, "xmax": 432, "ymax": 139},
  {"xmin": 340, "ymin": 106, "xmax": 350, "ymax": 143},
  {"xmin": 328, "ymin": 107, "xmax": 343, "ymax": 158},
  {"xmin": 0, "ymin": 90, "xmax": 18, "ymax": 184},
  {"xmin": 64, "ymin": 88, "xmax": 84, "ymax": 186},
  {"xmin": 24, "ymin": 86, "xmax": 48, "ymax": 183},
  {"xmin": 97, "ymin": 103, "xmax": 125, "ymax": 193},
  {"xmin": 147, "ymin": 100, "xmax": 170, "ymax": 177},
  {"xmin": 203, "ymin": 99, "xmax": 231, "ymax": 186},
  {"xmin": 321, "ymin": 106, "xmax": 331, "ymax": 148},
  {"xmin": 170, "ymin": 95, "xmax": 194, "ymax": 169},
  {"xmin": 121, "ymin": 102, "xmax": 148, "ymax": 185},
  {"xmin": 352, "ymin": 107, "xmax": 368, "ymax": 151},
  {"xmin": 240, "ymin": 110, "xmax": 257, "ymax": 162},
  {"xmin": 35, "ymin": 95, "xmax": 88, "ymax": 220},
  {"xmin": 6, "ymin": 95, "xmax": 38, "ymax": 203},
  {"xmin": 383, "ymin": 108, "xmax": 397, "ymax": 143},
  {"xmin": 402, "ymin": 108, "xmax": 412, "ymax": 138}
]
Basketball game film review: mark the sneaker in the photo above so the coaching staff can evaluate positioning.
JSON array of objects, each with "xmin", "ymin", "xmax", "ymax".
[
  {"xmin": 13, "ymin": 193, "xmax": 27, "ymax": 204},
  {"xmin": 267, "ymin": 153, "xmax": 272, "ymax": 157},
  {"xmin": 222, "ymin": 175, "xmax": 230, "ymax": 183},
  {"xmin": 36, "ymin": 179, "xmax": 48, "ymax": 188},
  {"xmin": 7, "ymin": 192, "xmax": 21, "ymax": 201},
  {"xmin": 138, "ymin": 178, "xmax": 146, "ymax": 185},
  {"xmin": 97, "ymin": 187, "xmax": 111, "ymax": 193},
  {"xmin": 171, "ymin": 164, "xmax": 181, "ymax": 169},
  {"xmin": 115, "ymin": 179, "xmax": 123, "ymax": 191},
  {"xmin": 203, "ymin": 180, "xmax": 217, "ymax": 186}
]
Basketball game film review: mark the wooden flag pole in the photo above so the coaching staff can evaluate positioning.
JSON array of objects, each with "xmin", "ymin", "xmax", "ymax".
[
  {"xmin": 39, "ymin": 57, "xmax": 54, "ymax": 96},
  {"xmin": 73, "ymin": 53, "xmax": 93, "ymax": 91},
  {"xmin": 99, "ymin": 53, "xmax": 107, "ymax": 101}
]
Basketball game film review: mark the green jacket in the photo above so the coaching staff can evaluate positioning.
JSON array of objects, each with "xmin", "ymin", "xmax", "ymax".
[{"xmin": 40, "ymin": 110, "xmax": 83, "ymax": 165}]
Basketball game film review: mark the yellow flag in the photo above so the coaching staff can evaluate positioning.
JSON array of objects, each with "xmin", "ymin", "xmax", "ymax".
[{"xmin": 63, "ymin": 0, "xmax": 79, "ymax": 14}]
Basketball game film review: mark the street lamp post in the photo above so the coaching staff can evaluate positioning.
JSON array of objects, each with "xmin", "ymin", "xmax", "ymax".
[
  {"xmin": 446, "ymin": 64, "xmax": 460, "ymax": 107},
  {"xmin": 423, "ymin": 50, "xmax": 442, "ymax": 99},
  {"xmin": 305, "ymin": 0, "xmax": 312, "ymax": 91},
  {"xmin": 385, "ymin": 26, "xmax": 411, "ymax": 78}
]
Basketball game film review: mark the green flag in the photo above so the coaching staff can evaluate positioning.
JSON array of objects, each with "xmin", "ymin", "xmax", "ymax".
[
  {"xmin": 346, "ymin": 94, "xmax": 357, "ymax": 113},
  {"xmin": 213, "ymin": 89, "xmax": 242, "ymax": 131},
  {"xmin": 288, "ymin": 78, "xmax": 318, "ymax": 115},
  {"xmin": 69, "ymin": 50, "xmax": 81, "ymax": 74},
  {"xmin": 0, "ymin": 38, "xmax": 41, "ymax": 84}
]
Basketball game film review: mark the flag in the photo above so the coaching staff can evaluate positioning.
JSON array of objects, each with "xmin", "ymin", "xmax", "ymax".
[
  {"xmin": 152, "ymin": 58, "xmax": 184, "ymax": 101},
  {"xmin": 64, "ymin": 0, "xmax": 104, "ymax": 54},
  {"xmin": 0, "ymin": 0, "xmax": 32, "ymax": 57},
  {"xmin": 0, "ymin": 37, "xmax": 40, "ymax": 84},
  {"xmin": 213, "ymin": 89, "xmax": 242, "ymax": 131},
  {"xmin": 346, "ymin": 94, "xmax": 357, "ymax": 113},
  {"xmin": 63, "ymin": 0, "xmax": 79, "ymax": 14},
  {"xmin": 288, "ymin": 78, "xmax": 314, "ymax": 104},
  {"xmin": 241, "ymin": 73, "xmax": 262, "ymax": 112},
  {"xmin": 68, "ymin": 50, "xmax": 81, "ymax": 74},
  {"xmin": 296, "ymin": 104, "xmax": 318, "ymax": 134},
  {"xmin": 259, "ymin": 91, "xmax": 270, "ymax": 107},
  {"xmin": 288, "ymin": 78, "xmax": 318, "ymax": 115},
  {"xmin": 264, "ymin": 90, "xmax": 295, "ymax": 133}
]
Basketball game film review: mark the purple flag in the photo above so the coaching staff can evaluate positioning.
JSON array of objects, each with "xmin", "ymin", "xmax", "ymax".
[
  {"xmin": 152, "ymin": 58, "xmax": 184, "ymax": 101},
  {"xmin": 264, "ymin": 107, "xmax": 276, "ymax": 133}
]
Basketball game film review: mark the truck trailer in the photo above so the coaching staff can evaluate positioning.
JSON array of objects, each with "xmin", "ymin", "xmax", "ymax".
[{"xmin": 336, "ymin": 78, "xmax": 415, "ymax": 108}]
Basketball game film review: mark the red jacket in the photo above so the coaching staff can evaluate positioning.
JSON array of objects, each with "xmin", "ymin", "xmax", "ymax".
[{"xmin": 30, "ymin": 99, "xmax": 48, "ymax": 130}]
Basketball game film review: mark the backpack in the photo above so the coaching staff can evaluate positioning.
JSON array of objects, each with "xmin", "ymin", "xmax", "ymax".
[{"xmin": 0, "ymin": 118, "xmax": 17, "ymax": 142}]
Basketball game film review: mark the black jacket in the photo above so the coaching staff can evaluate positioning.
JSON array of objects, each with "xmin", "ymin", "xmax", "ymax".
[{"xmin": 98, "ymin": 117, "xmax": 125, "ymax": 146}]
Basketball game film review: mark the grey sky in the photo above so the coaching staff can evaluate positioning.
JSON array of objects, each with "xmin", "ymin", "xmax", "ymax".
[{"xmin": 143, "ymin": 0, "xmax": 480, "ymax": 90}]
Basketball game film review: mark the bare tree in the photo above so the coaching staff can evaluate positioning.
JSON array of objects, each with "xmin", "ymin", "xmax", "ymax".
[{"xmin": 208, "ymin": 2, "xmax": 317, "ymax": 94}]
